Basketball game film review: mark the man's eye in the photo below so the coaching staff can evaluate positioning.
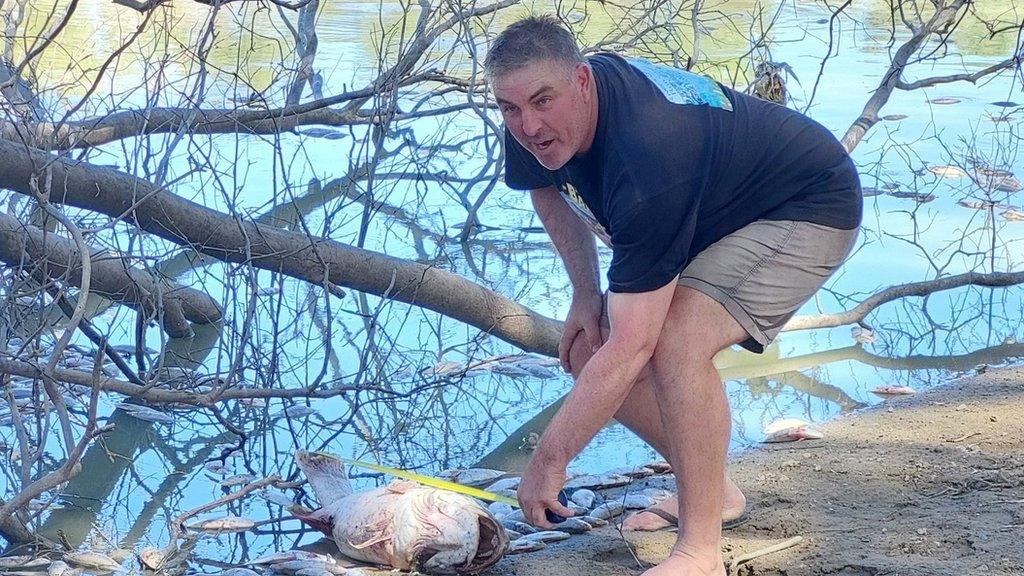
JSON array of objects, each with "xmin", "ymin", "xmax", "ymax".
[
  {"xmin": 502, "ymin": 105, "xmax": 518, "ymax": 114},
  {"xmin": 537, "ymin": 97, "xmax": 551, "ymax": 106}
]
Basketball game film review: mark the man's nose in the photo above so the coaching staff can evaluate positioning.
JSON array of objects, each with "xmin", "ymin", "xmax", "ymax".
[{"xmin": 521, "ymin": 109, "xmax": 542, "ymax": 138}]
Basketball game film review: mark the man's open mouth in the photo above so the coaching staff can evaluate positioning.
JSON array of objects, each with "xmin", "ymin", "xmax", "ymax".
[{"xmin": 534, "ymin": 139, "xmax": 555, "ymax": 151}]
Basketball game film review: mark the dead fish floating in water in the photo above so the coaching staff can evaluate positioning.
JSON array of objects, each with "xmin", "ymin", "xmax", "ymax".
[
  {"xmin": 438, "ymin": 467, "xmax": 506, "ymax": 488},
  {"xmin": 851, "ymin": 326, "xmax": 876, "ymax": 344},
  {"xmin": 563, "ymin": 472, "xmax": 631, "ymax": 490},
  {"xmin": 928, "ymin": 165, "xmax": 967, "ymax": 178},
  {"xmin": 928, "ymin": 97, "xmax": 961, "ymax": 105},
  {"xmin": 63, "ymin": 552, "xmax": 122, "ymax": 573},
  {"xmin": 881, "ymin": 114, "xmax": 908, "ymax": 121},
  {"xmin": 990, "ymin": 101, "xmax": 1019, "ymax": 107},
  {"xmin": 762, "ymin": 418, "xmax": 824, "ymax": 443},
  {"xmin": 888, "ymin": 191, "xmax": 936, "ymax": 203},
  {"xmin": 871, "ymin": 385, "xmax": 916, "ymax": 396},
  {"xmin": 1002, "ymin": 209, "xmax": 1024, "ymax": 221},
  {"xmin": 186, "ymin": 515, "xmax": 256, "ymax": 534},
  {"xmin": 293, "ymin": 450, "xmax": 508, "ymax": 575}
]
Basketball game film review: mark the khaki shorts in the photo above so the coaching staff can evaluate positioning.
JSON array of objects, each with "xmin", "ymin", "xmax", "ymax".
[{"xmin": 602, "ymin": 219, "xmax": 859, "ymax": 353}]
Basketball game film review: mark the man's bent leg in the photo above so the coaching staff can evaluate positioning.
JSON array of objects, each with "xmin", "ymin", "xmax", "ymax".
[
  {"xmin": 566, "ymin": 318, "xmax": 746, "ymax": 529},
  {"xmin": 641, "ymin": 286, "xmax": 748, "ymax": 576}
]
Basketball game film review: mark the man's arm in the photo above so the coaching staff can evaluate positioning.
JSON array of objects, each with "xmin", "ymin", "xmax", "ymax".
[
  {"xmin": 517, "ymin": 282, "xmax": 677, "ymax": 526},
  {"xmin": 531, "ymin": 187, "xmax": 605, "ymax": 369},
  {"xmin": 530, "ymin": 187, "xmax": 600, "ymax": 294}
]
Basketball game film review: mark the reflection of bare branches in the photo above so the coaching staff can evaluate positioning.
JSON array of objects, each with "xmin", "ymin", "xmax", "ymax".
[{"xmin": 786, "ymin": 271, "xmax": 1024, "ymax": 332}]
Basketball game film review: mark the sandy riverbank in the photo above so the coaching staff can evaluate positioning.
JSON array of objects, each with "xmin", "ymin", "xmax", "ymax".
[{"xmin": 489, "ymin": 365, "xmax": 1024, "ymax": 576}]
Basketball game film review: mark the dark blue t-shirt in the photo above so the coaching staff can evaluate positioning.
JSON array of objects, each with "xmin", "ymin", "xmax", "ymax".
[{"xmin": 504, "ymin": 53, "xmax": 862, "ymax": 293}]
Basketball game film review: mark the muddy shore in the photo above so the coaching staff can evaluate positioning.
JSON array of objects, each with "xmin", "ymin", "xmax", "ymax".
[{"xmin": 489, "ymin": 365, "xmax": 1024, "ymax": 576}]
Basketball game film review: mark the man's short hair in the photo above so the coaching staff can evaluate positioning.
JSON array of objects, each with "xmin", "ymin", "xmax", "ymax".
[{"xmin": 485, "ymin": 15, "xmax": 583, "ymax": 80}]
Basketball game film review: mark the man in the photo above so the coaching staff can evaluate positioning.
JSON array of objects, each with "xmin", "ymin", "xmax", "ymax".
[{"xmin": 486, "ymin": 16, "xmax": 861, "ymax": 576}]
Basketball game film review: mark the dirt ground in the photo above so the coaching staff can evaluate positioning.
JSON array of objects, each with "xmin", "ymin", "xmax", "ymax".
[{"xmin": 489, "ymin": 365, "xmax": 1024, "ymax": 576}]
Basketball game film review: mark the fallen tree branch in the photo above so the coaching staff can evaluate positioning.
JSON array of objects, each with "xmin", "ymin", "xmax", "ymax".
[
  {"xmin": 0, "ymin": 212, "xmax": 222, "ymax": 338},
  {"xmin": 0, "ymin": 139, "xmax": 564, "ymax": 356},
  {"xmin": 1, "ymin": 100, "xmax": 491, "ymax": 151},
  {"xmin": 783, "ymin": 270, "xmax": 1024, "ymax": 332}
]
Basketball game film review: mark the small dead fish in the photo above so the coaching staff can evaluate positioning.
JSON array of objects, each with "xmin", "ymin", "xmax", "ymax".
[
  {"xmin": 0, "ymin": 557, "xmax": 48, "ymax": 570},
  {"xmin": 928, "ymin": 97, "xmax": 961, "ymax": 105},
  {"xmin": 490, "ymin": 364, "xmax": 533, "ymax": 378},
  {"xmin": 579, "ymin": 515, "xmax": 608, "ymax": 527},
  {"xmin": 563, "ymin": 473, "xmax": 631, "ymax": 490},
  {"xmin": 271, "ymin": 560, "xmax": 345, "ymax": 574},
  {"xmin": 565, "ymin": 503, "xmax": 588, "ymax": 516},
  {"xmin": 958, "ymin": 199, "xmax": 992, "ymax": 210},
  {"xmin": 1002, "ymin": 209, "xmax": 1024, "ymax": 221},
  {"xmin": 590, "ymin": 501, "xmax": 626, "ymax": 520},
  {"xmin": 218, "ymin": 569, "xmax": 260, "ymax": 576},
  {"xmin": 487, "ymin": 502, "xmax": 515, "ymax": 518},
  {"xmin": 763, "ymin": 418, "xmax": 824, "ymax": 443},
  {"xmin": 518, "ymin": 530, "xmax": 571, "ymax": 544},
  {"xmin": 550, "ymin": 517, "xmax": 592, "ymax": 534},
  {"xmin": 138, "ymin": 548, "xmax": 167, "ymax": 570},
  {"xmin": 294, "ymin": 569, "xmax": 335, "ymax": 576},
  {"xmin": 871, "ymin": 386, "xmax": 917, "ymax": 396},
  {"xmin": 504, "ymin": 529, "xmax": 523, "ymax": 540},
  {"xmin": 643, "ymin": 460, "xmax": 672, "ymax": 474},
  {"xmin": 484, "ymin": 476, "xmax": 521, "ymax": 493},
  {"xmin": 272, "ymin": 405, "xmax": 319, "ymax": 420},
  {"xmin": 851, "ymin": 326, "xmax": 876, "ymax": 344},
  {"xmin": 63, "ymin": 552, "xmax": 121, "ymax": 573},
  {"xmin": 500, "ymin": 519, "xmax": 537, "ymax": 535},
  {"xmin": 889, "ymin": 191, "xmax": 936, "ymax": 202},
  {"xmin": 123, "ymin": 405, "xmax": 174, "ymax": 423},
  {"xmin": 238, "ymin": 397, "xmax": 267, "ymax": 408},
  {"xmin": 219, "ymin": 474, "xmax": 257, "ymax": 487},
  {"xmin": 570, "ymin": 489, "xmax": 595, "ymax": 509},
  {"xmin": 508, "ymin": 539, "xmax": 547, "ymax": 554},
  {"xmin": 187, "ymin": 515, "xmax": 256, "ymax": 533},
  {"xmin": 438, "ymin": 467, "xmax": 506, "ymax": 487},
  {"xmin": 881, "ymin": 114, "xmax": 908, "ymax": 121},
  {"xmin": 976, "ymin": 174, "xmax": 1023, "ymax": 192},
  {"xmin": 426, "ymin": 361, "xmax": 462, "ymax": 377},
  {"xmin": 204, "ymin": 461, "xmax": 231, "ymax": 475},
  {"xmin": 928, "ymin": 165, "xmax": 967, "ymax": 178},
  {"xmin": 608, "ymin": 465, "xmax": 654, "ymax": 479},
  {"xmin": 47, "ymin": 561, "xmax": 72, "ymax": 576},
  {"xmin": 621, "ymin": 494, "xmax": 660, "ymax": 510},
  {"xmin": 990, "ymin": 101, "xmax": 1019, "ymax": 107},
  {"xmin": 258, "ymin": 489, "xmax": 294, "ymax": 507},
  {"xmin": 861, "ymin": 187, "xmax": 883, "ymax": 197},
  {"xmin": 250, "ymin": 552, "xmax": 320, "ymax": 566}
]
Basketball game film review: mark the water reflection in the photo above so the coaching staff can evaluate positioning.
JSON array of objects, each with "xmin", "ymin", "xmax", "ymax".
[{"xmin": 2, "ymin": 0, "xmax": 1023, "ymax": 562}]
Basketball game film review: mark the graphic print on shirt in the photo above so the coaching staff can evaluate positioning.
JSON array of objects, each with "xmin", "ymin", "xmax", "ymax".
[
  {"xmin": 626, "ymin": 58, "xmax": 733, "ymax": 111},
  {"xmin": 559, "ymin": 182, "xmax": 612, "ymax": 246}
]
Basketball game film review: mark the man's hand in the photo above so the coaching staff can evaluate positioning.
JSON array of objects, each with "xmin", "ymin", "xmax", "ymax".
[
  {"xmin": 517, "ymin": 452, "xmax": 575, "ymax": 529},
  {"xmin": 559, "ymin": 292, "xmax": 604, "ymax": 373}
]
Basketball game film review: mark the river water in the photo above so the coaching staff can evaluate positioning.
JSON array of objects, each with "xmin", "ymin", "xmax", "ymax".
[{"xmin": 1, "ymin": 0, "xmax": 1023, "ymax": 565}]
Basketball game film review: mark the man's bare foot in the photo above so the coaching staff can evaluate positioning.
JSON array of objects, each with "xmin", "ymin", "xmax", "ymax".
[
  {"xmin": 621, "ymin": 488, "xmax": 746, "ymax": 531},
  {"xmin": 639, "ymin": 547, "xmax": 725, "ymax": 576}
]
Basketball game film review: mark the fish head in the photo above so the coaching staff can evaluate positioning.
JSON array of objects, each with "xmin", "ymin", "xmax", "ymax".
[
  {"xmin": 392, "ymin": 488, "xmax": 508, "ymax": 575},
  {"xmin": 293, "ymin": 507, "xmax": 334, "ymax": 537}
]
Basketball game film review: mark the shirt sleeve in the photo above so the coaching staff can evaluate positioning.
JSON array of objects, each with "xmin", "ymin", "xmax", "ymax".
[
  {"xmin": 606, "ymin": 187, "xmax": 701, "ymax": 293},
  {"xmin": 503, "ymin": 129, "xmax": 557, "ymax": 191}
]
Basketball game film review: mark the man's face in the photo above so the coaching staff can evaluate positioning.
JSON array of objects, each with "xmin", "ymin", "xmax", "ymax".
[{"xmin": 492, "ymin": 60, "xmax": 594, "ymax": 170}]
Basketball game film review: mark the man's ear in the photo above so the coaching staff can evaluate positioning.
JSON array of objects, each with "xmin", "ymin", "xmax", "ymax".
[{"xmin": 572, "ymin": 62, "xmax": 591, "ymax": 94}]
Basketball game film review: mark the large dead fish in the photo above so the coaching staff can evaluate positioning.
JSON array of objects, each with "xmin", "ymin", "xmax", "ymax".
[{"xmin": 293, "ymin": 451, "xmax": 508, "ymax": 575}]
